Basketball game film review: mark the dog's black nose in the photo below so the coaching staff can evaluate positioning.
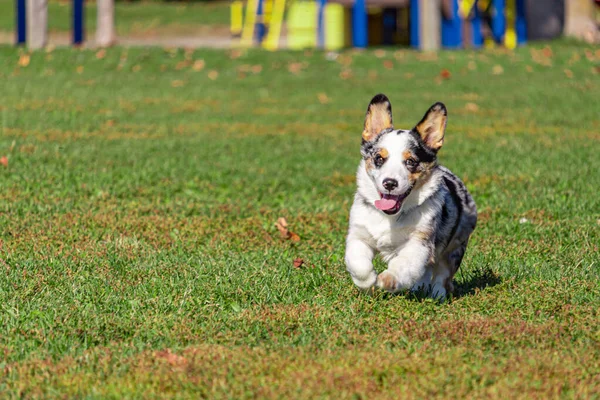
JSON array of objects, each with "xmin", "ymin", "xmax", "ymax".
[{"xmin": 382, "ymin": 178, "xmax": 398, "ymax": 191}]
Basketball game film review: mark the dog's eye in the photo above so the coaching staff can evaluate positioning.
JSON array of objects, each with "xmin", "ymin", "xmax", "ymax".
[
  {"xmin": 405, "ymin": 159, "xmax": 418, "ymax": 168},
  {"xmin": 374, "ymin": 154, "xmax": 385, "ymax": 167}
]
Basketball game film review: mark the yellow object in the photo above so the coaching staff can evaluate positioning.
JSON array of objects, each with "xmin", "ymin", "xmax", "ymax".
[
  {"xmin": 287, "ymin": 2, "xmax": 317, "ymax": 49},
  {"xmin": 504, "ymin": 0, "xmax": 517, "ymax": 49},
  {"xmin": 240, "ymin": 0, "xmax": 258, "ymax": 47},
  {"xmin": 324, "ymin": 3, "xmax": 345, "ymax": 50},
  {"xmin": 263, "ymin": 0, "xmax": 286, "ymax": 50},
  {"xmin": 230, "ymin": 1, "xmax": 243, "ymax": 37},
  {"xmin": 459, "ymin": 0, "xmax": 477, "ymax": 18}
]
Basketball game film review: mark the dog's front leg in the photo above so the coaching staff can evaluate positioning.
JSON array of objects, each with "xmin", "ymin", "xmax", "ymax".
[
  {"xmin": 377, "ymin": 240, "xmax": 431, "ymax": 293},
  {"xmin": 345, "ymin": 237, "xmax": 376, "ymax": 291}
]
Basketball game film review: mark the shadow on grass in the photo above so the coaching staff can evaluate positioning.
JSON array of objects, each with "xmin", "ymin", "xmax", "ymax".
[{"xmin": 452, "ymin": 266, "xmax": 502, "ymax": 299}]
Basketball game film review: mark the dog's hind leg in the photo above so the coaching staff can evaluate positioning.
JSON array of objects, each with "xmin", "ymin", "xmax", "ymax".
[{"xmin": 431, "ymin": 244, "xmax": 466, "ymax": 300}]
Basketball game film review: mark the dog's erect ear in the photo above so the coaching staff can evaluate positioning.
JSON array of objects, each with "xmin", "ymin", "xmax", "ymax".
[
  {"xmin": 362, "ymin": 94, "xmax": 393, "ymax": 142},
  {"xmin": 414, "ymin": 102, "xmax": 447, "ymax": 152}
]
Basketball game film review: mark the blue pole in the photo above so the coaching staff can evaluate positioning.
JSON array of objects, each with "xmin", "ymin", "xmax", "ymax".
[
  {"xmin": 16, "ymin": 0, "xmax": 26, "ymax": 45},
  {"xmin": 352, "ymin": 0, "xmax": 367, "ymax": 48},
  {"xmin": 515, "ymin": 0, "xmax": 526, "ymax": 45},
  {"xmin": 471, "ymin": 1, "xmax": 483, "ymax": 47},
  {"xmin": 255, "ymin": 0, "xmax": 266, "ymax": 44},
  {"xmin": 317, "ymin": 0, "xmax": 327, "ymax": 48},
  {"xmin": 73, "ymin": 0, "xmax": 85, "ymax": 45},
  {"xmin": 441, "ymin": 0, "xmax": 461, "ymax": 48},
  {"xmin": 409, "ymin": 0, "xmax": 419, "ymax": 48},
  {"xmin": 491, "ymin": 0, "xmax": 505, "ymax": 43}
]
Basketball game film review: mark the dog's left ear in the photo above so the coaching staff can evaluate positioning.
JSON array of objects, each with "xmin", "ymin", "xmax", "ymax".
[{"xmin": 414, "ymin": 102, "xmax": 447, "ymax": 152}]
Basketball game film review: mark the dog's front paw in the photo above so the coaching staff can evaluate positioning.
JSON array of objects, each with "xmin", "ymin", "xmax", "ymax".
[{"xmin": 376, "ymin": 270, "xmax": 403, "ymax": 293}]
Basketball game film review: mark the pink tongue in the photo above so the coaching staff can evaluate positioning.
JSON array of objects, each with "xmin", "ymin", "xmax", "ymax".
[{"xmin": 375, "ymin": 198, "xmax": 397, "ymax": 211}]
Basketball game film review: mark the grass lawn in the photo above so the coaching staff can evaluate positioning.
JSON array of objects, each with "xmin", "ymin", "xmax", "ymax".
[
  {"xmin": 0, "ymin": 0, "xmax": 230, "ymax": 36},
  {"xmin": 0, "ymin": 41, "xmax": 599, "ymax": 398}
]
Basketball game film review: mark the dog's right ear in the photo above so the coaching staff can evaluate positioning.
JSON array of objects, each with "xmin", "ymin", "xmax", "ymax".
[{"xmin": 362, "ymin": 94, "xmax": 393, "ymax": 142}]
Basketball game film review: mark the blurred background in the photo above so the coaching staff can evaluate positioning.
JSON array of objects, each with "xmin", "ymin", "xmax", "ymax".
[{"xmin": 1, "ymin": 0, "xmax": 598, "ymax": 50}]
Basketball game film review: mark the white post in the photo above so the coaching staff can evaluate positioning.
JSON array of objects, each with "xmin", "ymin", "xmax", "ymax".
[
  {"xmin": 26, "ymin": 0, "xmax": 48, "ymax": 49},
  {"xmin": 96, "ymin": 0, "xmax": 116, "ymax": 47},
  {"xmin": 420, "ymin": 0, "xmax": 441, "ymax": 51},
  {"xmin": 564, "ymin": 0, "xmax": 597, "ymax": 43}
]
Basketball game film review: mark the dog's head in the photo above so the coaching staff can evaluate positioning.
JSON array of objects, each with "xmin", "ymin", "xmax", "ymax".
[{"xmin": 360, "ymin": 94, "xmax": 447, "ymax": 215}]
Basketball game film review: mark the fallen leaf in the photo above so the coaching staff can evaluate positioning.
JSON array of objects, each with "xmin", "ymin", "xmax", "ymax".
[
  {"xmin": 207, "ymin": 70, "xmax": 219, "ymax": 80},
  {"xmin": 96, "ymin": 49, "xmax": 106, "ymax": 59},
  {"xmin": 563, "ymin": 69, "xmax": 573, "ymax": 78},
  {"xmin": 228, "ymin": 49, "xmax": 244, "ymax": 59},
  {"xmin": 492, "ymin": 65, "xmax": 504, "ymax": 75},
  {"xmin": 18, "ymin": 54, "xmax": 30, "ymax": 67},
  {"xmin": 339, "ymin": 69, "xmax": 353, "ymax": 80},
  {"xmin": 374, "ymin": 49, "xmax": 386, "ymax": 58},
  {"xmin": 251, "ymin": 65, "xmax": 263, "ymax": 74},
  {"xmin": 293, "ymin": 258, "xmax": 304, "ymax": 268},
  {"xmin": 288, "ymin": 62, "xmax": 304, "ymax": 74},
  {"xmin": 275, "ymin": 217, "xmax": 300, "ymax": 242},
  {"xmin": 542, "ymin": 46, "xmax": 553, "ymax": 58},
  {"xmin": 383, "ymin": 60, "xmax": 393, "ymax": 70},
  {"xmin": 317, "ymin": 93, "xmax": 330, "ymax": 104},
  {"xmin": 467, "ymin": 61, "xmax": 477, "ymax": 70},
  {"xmin": 76, "ymin": 66, "xmax": 84, "ymax": 74},
  {"xmin": 439, "ymin": 68, "xmax": 451, "ymax": 79},
  {"xmin": 192, "ymin": 59, "xmax": 205, "ymax": 71},
  {"xmin": 464, "ymin": 102, "xmax": 479, "ymax": 112},
  {"xmin": 171, "ymin": 80, "xmax": 184, "ymax": 87},
  {"xmin": 526, "ymin": 65, "xmax": 533, "ymax": 72},
  {"xmin": 175, "ymin": 60, "xmax": 190, "ymax": 70},
  {"xmin": 155, "ymin": 350, "xmax": 187, "ymax": 366},
  {"xmin": 403, "ymin": 72, "xmax": 415, "ymax": 79},
  {"xmin": 132, "ymin": 65, "xmax": 141, "ymax": 72},
  {"xmin": 0, "ymin": 156, "xmax": 8, "ymax": 167}
]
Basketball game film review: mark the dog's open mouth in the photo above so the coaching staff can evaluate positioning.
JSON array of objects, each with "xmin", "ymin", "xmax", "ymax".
[{"xmin": 375, "ymin": 193, "xmax": 408, "ymax": 215}]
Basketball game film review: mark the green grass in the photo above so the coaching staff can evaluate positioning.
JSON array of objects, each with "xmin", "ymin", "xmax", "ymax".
[
  {"xmin": 0, "ymin": 0, "xmax": 230, "ymax": 36},
  {"xmin": 1, "ymin": 41, "xmax": 599, "ymax": 398}
]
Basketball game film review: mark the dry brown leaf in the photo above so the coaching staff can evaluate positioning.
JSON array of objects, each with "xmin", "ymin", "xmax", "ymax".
[
  {"xmin": 383, "ymin": 60, "xmax": 393, "ymax": 70},
  {"xmin": 192, "ymin": 59, "xmax": 205, "ymax": 71},
  {"xmin": 251, "ymin": 65, "xmax": 263, "ymax": 74},
  {"xmin": 132, "ymin": 65, "xmax": 141, "ymax": 73},
  {"xmin": 465, "ymin": 102, "xmax": 479, "ymax": 112},
  {"xmin": 228, "ymin": 49, "xmax": 244, "ymax": 59},
  {"xmin": 175, "ymin": 60, "xmax": 190, "ymax": 70},
  {"xmin": 374, "ymin": 49, "xmax": 386, "ymax": 58},
  {"xmin": 18, "ymin": 54, "xmax": 30, "ymax": 67},
  {"xmin": 0, "ymin": 156, "xmax": 8, "ymax": 167},
  {"xmin": 171, "ymin": 80, "xmax": 184, "ymax": 87},
  {"xmin": 339, "ymin": 69, "xmax": 353, "ymax": 80},
  {"xmin": 76, "ymin": 66, "xmax": 84, "ymax": 74},
  {"xmin": 293, "ymin": 258, "xmax": 304, "ymax": 268},
  {"xmin": 440, "ymin": 68, "xmax": 451, "ymax": 79},
  {"xmin": 275, "ymin": 217, "xmax": 300, "ymax": 242},
  {"xmin": 155, "ymin": 350, "xmax": 187, "ymax": 366},
  {"xmin": 96, "ymin": 49, "xmax": 106, "ymax": 59},
  {"xmin": 492, "ymin": 65, "xmax": 504, "ymax": 75},
  {"xmin": 317, "ymin": 93, "xmax": 330, "ymax": 104},
  {"xmin": 563, "ymin": 69, "xmax": 573, "ymax": 78},
  {"xmin": 207, "ymin": 70, "xmax": 219, "ymax": 80},
  {"xmin": 526, "ymin": 65, "xmax": 533, "ymax": 72},
  {"xmin": 288, "ymin": 62, "xmax": 304, "ymax": 74}
]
